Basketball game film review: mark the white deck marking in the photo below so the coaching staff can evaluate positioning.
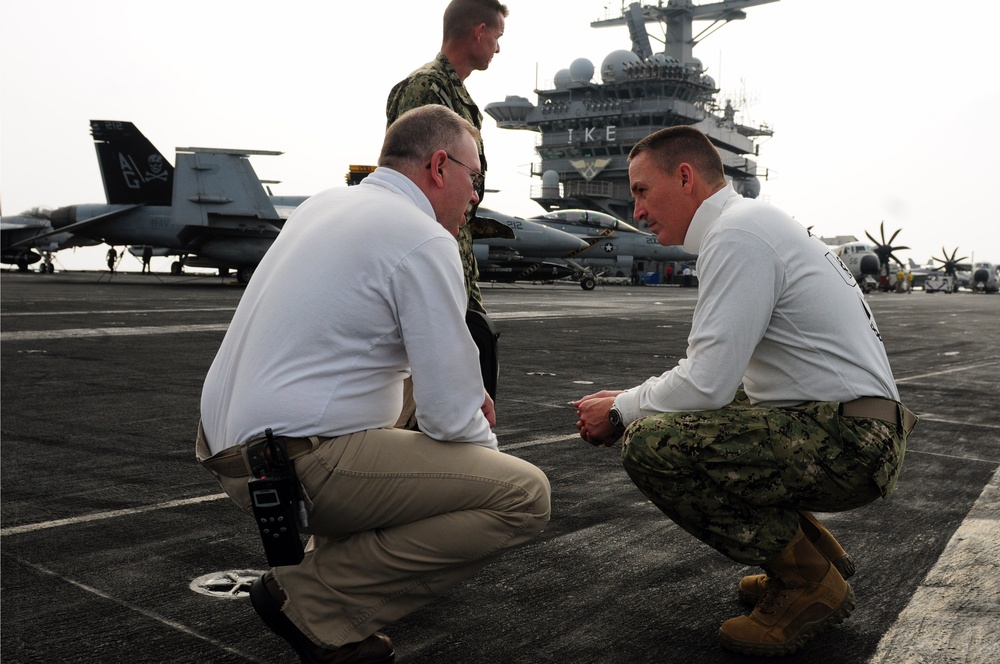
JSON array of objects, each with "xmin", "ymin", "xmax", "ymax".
[
  {"xmin": 2, "ymin": 307, "xmax": 236, "ymax": 317},
  {"xmin": 2, "ymin": 323, "xmax": 230, "ymax": 341},
  {"xmin": 0, "ymin": 433, "xmax": 570, "ymax": 537},
  {"xmin": 0, "ymin": 494, "xmax": 227, "ymax": 536},
  {"xmin": 3, "ymin": 416, "xmax": 995, "ymax": 538},
  {"xmin": 896, "ymin": 360, "xmax": 1000, "ymax": 383},
  {"xmin": 915, "ymin": 416, "xmax": 1000, "ymax": 431},
  {"xmin": 1, "ymin": 303, "xmax": 695, "ymax": 342},
  {"xmin": 871, "ymin": 467, "xmax": 1000, "ymax": 663},
  {"xmin": 20, "ymin": 561, "xmax": 268, "ymax": 663},
  {"xmin": 0, "ymin": 434, "xmax": 576, "ymax": 537},
  {"xmin": 500, "ymin": 433, "xmax": 580, "ymax": 450}
]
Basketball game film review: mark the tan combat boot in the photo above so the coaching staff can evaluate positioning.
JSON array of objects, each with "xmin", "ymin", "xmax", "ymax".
[
  {"xmin": 737, "ymin": 511, "xmax": 855, "ymax": 606},
  {"xmin": 719, "ymin": 528, "xmax": 855, "ymax": 656}
]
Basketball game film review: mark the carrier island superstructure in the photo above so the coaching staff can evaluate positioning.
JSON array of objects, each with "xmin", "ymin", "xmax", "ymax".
[{"xmin": 485, "ymin": 0, "xmax": 778, "ymax": 222}]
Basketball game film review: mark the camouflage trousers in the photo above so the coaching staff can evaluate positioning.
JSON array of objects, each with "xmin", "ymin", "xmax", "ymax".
[{"xmin": 620, "ymin": 393, "xmax": 905, "ymax": 564}]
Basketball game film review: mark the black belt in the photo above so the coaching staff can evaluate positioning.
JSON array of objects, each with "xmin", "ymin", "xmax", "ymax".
[
  {"xmin": 840, "ymin": 397, "xmax": 918, "ymax": 436},
  {"xmin": 202, "ymin": 434, "xmax": 316, "ymax": 478}
]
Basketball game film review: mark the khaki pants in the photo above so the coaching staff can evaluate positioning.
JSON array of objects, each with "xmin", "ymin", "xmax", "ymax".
[{"xmin": 198, "ymin": 426, "xmax": 550, "ymax": 647}]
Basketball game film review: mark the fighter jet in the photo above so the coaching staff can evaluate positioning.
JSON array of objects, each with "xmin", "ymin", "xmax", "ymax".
[
  {"xmin": 12, "ymin": 121, "xmax": 287, "ymax": 283},
  {"xmin": 473, "ymin": 207, "xmax": 593, "ymax": 286},
  {"xmin": 0, "ymin": 121, "xmax": 146, "ymax": 270},
  {"xmin": 529, "ymin": 208, "xmax": 697, "ymax": 275},
  {"xmin": 1, "ymin": 207, "xmax": 99, "ymax": 272}
]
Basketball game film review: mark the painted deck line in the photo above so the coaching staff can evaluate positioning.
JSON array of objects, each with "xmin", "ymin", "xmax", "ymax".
[
  {"xmin": 0, "ymin": 436, "xmax": 573, "ymax": 537},
  {"xmin": 871, "ymin": 467, "xmax": 1000, "ymax": 663},
  {"xmin": 1, "ymin": 323, "xmax": 230, "ymax": 341}
]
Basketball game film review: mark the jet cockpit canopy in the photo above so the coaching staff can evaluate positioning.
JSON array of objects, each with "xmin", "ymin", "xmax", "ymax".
[{"xmin": 537, "ymin": 209, "xmax": 643, "ymax": 233}]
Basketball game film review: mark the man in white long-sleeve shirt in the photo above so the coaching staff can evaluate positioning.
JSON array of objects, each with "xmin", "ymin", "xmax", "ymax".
[
  {"xmin": 574, "ymin": 126, "xmax": 915, "ymax": 658},
  {"xmin": 197, "ymin": 105, "xmax": 550, "ymax": 664}
]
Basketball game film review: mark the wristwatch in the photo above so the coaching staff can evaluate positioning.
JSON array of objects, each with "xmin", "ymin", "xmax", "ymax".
[{"xmin": 608, "ymin": 405, "xmax": 625, "ymax": 431}]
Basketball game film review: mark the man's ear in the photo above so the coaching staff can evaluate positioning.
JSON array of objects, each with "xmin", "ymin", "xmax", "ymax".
[
  {"xmin": 471, "ymin": 22, "xmax": 487, "ymax": 42},
  {"xmin": 428, "ymin": 150, "xmax": 448, "ymax": 187},
  {"xmin": 678, "ymin": 163, "xmax": 694, "ymax": 191}
]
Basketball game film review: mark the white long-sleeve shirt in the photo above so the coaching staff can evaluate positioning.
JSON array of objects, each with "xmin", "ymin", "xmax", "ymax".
[
  {"xmin": 614, "ymin": 184, "xmax": 899, "ymax": 424},
  {"xmin": 200, "ymin": 168, "xmax": 497, "ymax": 454}
]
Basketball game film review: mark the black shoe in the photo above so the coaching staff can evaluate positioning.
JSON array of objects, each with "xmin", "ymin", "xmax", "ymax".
[{"xmin": 249, "ymin": 573, "xmax": 395, "ymax": 664}]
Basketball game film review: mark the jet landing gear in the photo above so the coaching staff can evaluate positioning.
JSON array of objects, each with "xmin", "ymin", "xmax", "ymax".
[
  {"xmin": 39, "ymin": 253, "xmax": 55, "ymax": 274},
  {"xmin": 170, "ymin": 258, "xmax": 253, "ymax": 283},
  {"xmin": 575, "ymin": 266, "xmax": 597, "ymax": 290}
]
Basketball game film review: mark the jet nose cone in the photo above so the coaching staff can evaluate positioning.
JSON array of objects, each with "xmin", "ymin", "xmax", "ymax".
[
  {"xmin": 567, "ymin": 237, "xmax": 592, "ymax": 252},
  {"xmin": 544, "ymin": 227, "xmax": 590, "ymax": 254}
]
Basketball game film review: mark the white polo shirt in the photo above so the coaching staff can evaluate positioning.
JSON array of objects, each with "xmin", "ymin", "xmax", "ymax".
[
  {"xmin": 615, "ymin": 184, "xmax": 899, "ymax": 423},
  {"xmin": 200, "ymin": 168, "xmax": 497, "ymax": 454}
]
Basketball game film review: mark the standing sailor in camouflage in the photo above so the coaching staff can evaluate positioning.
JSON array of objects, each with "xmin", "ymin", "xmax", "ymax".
[
  {"xmin": 574, "ymin": 126, "xmax": 917, "ymax": 657},
  {"xmin": 386, "ymin": 0, "xmax": 508, "ymax": 401}
]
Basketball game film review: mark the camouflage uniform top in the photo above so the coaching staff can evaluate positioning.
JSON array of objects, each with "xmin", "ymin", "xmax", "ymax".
[{"xmin": 386, "ymin": 53, "xmax": 487, "ymax": 314}]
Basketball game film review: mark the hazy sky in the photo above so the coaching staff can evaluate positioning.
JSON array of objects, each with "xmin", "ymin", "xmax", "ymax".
[{"xmin": 2, "ymin": 0, "xmax": 998, "ymax": 271}]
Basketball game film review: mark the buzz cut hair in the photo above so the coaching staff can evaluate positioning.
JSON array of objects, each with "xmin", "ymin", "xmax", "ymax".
[
  {"xmin": 629, "ymin": 125, "xmax": 726, "ymax": 186},
  {"xmin": 443, "ymin": 0, "xmax": 509, "ymax": 42},
  {"xmin": 378, "ymin": 105, "xmax": 481, "ymax": 169}
]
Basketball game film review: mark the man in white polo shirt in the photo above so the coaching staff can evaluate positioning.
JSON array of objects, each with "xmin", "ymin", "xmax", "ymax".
[
  {"xmin": 574, "ymin": 125, "xmax": 915, "ymax": 657},
  {"xmin": 197, "ymin": 105, "xmax": 550, "ymax": 664}
]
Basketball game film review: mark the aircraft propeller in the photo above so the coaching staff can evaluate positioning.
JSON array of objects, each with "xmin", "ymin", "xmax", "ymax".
[
  {"xmin": 864, "ymin": 221, "xmax": 910, "ymax": 275},
  {"xmin": 930, "ymin": 247, "xmax": 970, "ymax": 277}
]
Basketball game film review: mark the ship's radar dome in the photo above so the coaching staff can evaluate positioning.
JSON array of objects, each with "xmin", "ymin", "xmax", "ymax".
[
  {"xmin": 702, "ymin": 75, "xmax": 716, "ymax": 90},
  {"xmin": 733, "ymin": 177, "xmax": 761, "ymax": 199},
  {"xmin": 686, "ymin": 57, "xmax": 703, "ymax": 72},
  {"xmin": 553, "ymin": 68, "xmax": 572, "ymax": 89},
  {"xmin": 569, "ymin": 58, "xmax": 595, "ymax": 83},
  {"xmin": 601, "ymin": 50, "xmax": 642, "ymax": 83},
  {"xmin": 484, "ymin": 95, "xmax": 534, "ymax": 126}
]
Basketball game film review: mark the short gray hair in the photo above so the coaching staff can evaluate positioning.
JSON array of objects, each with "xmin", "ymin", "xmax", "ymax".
[{"xmin": 379, "ymin": 105, "xmax": 481, "ymax": 170}]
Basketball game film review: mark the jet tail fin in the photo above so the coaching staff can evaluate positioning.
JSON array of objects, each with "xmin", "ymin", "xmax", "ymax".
[{"xmin": 90, "ymin": 120, "xmax": 173, "ymax": 206}]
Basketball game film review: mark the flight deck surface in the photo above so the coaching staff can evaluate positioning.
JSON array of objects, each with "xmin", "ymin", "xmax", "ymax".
[{"xmin": 2, "ymin": 271, "xmax": 997, "ymax": 663}]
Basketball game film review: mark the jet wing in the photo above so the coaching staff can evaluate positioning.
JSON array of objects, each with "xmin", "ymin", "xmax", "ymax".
[{"xmin": 7, "ymin": 205, "xmax": 143, "ymax": 247}]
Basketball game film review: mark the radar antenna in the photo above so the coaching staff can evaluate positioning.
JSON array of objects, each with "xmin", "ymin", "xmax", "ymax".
[{"xmin": 592, "ymin": 0, "xmax": 779, "ymax": 64}]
